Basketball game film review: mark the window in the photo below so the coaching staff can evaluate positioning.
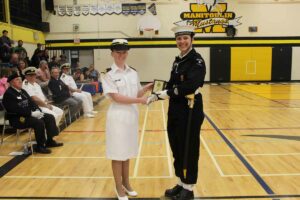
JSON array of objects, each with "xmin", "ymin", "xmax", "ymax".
[{"xmin": 9, "ymin": 0, "xmax": 42, "ymax": 30}]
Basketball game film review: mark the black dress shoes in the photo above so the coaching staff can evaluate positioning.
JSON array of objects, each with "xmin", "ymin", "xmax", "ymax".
[
  {"xmin": 46, "ymin": 140, "xmax": 63, "ymax": 148},
  {"xmin": 35, "ymin": 146, "xmax": 51, "ymax": 154},
  {"xmin": 165, "ymin": 185, "xmax": 183, "ymax": 198},
  {"xmin": 173, "ymin": 188, "xmax": 194, "ymax": 200}
]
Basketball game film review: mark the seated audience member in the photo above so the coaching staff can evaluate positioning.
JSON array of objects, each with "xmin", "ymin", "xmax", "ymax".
[
  {"xmin": 13, "ymin": 40, "xmax": 28, "ymax": 60},
  {"xmin": 73, "ymin": 67, "xmax": 84, "ymax": 82},
  {"xmin": 48, "ymin": 56, "xmax": 59, "ymax": 70},
  {"xmin": 22, "ymin": 67, "xmax": 63, "ymax": 126},
  {"xmin": 17, "ymin": 59, "xmax": 27, "ymax": 80},
  {"xmin": 88, "ymin": 64, "xmax": 100, "ymax": 81},
  {"xmin": 9, "ymin": 53, "xmax": 19, "ymax": 68},
  {"xmin": 0, "ymin": 68, "xmax": 10, "ymax": 97},
  {"xmin": 0, "ymin": 30, "xmax": 12, "ymax": 62},
  {"xmin": 60, "ymin": 63, "xmax": 97, "ymax": 118},
  {"xmin": 58, "ymin": 54, "xmax": 67, "ymax": 66},
  {"xmin": 36, "ymin": 60, "xmax": 50, "ymax": 87},
  {"xmin": 48, "ymin": 67, "xmax": 82, "ymax": 119},
  {"xmin": 2, "ymin": 72, "xmax": 63, "ymax": 154}
]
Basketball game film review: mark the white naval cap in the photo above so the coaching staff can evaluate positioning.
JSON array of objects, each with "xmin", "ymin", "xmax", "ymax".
[
  {"xmin": 22, "ymin": 66, "xmax": 37, "ymax": 76},
  {"xmin": 60, "ymin": 63, "xmax": 71, "ymax": 70},
  {"xmin": 111, "ymin": 39, "xmax": 130, "ymax": 51},
  {"xmin": 171, "ymin": 25, "xmax": 195, "ymax": 37}
]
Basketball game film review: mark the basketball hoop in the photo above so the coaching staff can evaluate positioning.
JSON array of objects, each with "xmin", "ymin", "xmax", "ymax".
[
  {"xmin": 142, "ymin": 28, "xmax": 155, "ymax": 39},
  {"xmin": 137, "ymin": 14, "xmax": 161, "ymax": 39}
]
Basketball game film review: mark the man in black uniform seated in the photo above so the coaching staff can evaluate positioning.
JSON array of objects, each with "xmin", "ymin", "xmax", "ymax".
[
  {"xmin": 2, "ymin": 72, "xmax": 63, "ymax": 154},
  {"xmin": 48, "ymin": 67, "xmax": 82, "ymax": 120}
]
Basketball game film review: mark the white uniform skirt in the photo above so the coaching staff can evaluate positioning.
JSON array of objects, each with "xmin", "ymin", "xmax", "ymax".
[{"xmin": 106, "ymin": 103, "xmax": 139, "ymax": 161}]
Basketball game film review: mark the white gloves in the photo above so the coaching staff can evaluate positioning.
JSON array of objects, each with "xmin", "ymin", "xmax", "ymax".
[
  {"xmin": 156, "ymin": 90, "xmax": 169, "ymax": 100},
  {"xmin": 146, "ymin": 90, "xmax": 169, "ymax": 105},
  {"xmin": 147, "ymin": 94, "xmax": 158, "ymax": 105},
  {"xmin": 31, "ymin": 110, "xmax": 44, "ymax": 119}
]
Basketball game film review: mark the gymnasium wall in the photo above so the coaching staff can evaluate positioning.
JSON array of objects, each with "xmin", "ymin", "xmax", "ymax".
[
  {"xmin": 93, "ymin": 47, "xmax": 210, "ymax": 82},
  {"xmin": 42, "ymin": 0, "xmax": 300, "ymax": 81}
]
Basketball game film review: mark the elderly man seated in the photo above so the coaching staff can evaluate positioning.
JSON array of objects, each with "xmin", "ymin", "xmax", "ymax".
[
  {"xmin": 48, "ymin": 67, "xmax": 82, "ymax": 120},
  {"xmin": 2, "ymin": 72, "xmax": 63, "ymax": 154},
  {"xmin": 22, "ymin": 67, "xmax": 63, "ymax": 126},
  {"xmin": 60, "ymin": 63, "xmax": 97, "ymax": 118}
]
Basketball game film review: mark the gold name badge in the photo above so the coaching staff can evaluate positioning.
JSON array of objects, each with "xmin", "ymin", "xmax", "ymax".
[{"xmin": 19, "ymin": 117, "xmax": 25, "ymax": 123}]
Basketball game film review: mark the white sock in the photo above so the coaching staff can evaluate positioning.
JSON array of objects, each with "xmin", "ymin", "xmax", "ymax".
[
  {"xmin": 182, "ymin": 183, "xmax": 194, "ymax": 191},
  {"xmin": 177, "ymin": 178, "xmax": 183, "ymax": 187}
]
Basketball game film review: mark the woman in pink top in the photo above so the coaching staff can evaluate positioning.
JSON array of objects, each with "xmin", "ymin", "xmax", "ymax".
[
  {"xmin": 36, "ymin": 60, "xmax": 50, "ymax": 87},
  {"xmin": 0, "ymin": 68, "xmax": 10, "ymax": 97}
]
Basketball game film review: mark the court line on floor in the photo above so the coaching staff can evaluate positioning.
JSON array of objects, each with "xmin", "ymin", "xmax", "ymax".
[
  {"xmin": 222, "ymin": 173, "xmax": 300, "ymax": 177},
  {"xmin": 133, "ymin": 105, "xmax": 149, "ymax": 177},
  {"xmin": 214, "ymin": 152, "xmax": 300, "ymax": 157},
  {"xmin": 200, "ymin": 135, "xmax": 225, "ymax": 176},
  {"xmin": 24, "ymin": 156, "xmax": 168, "ymax": 159},
  {"xmin": 1, "ymin": 194, "xmax": 300, "ymax": 199},
  {"xmin": 3, "ymin": 175, "xmax": 173, "ymax": 179},
  {"xmin": 219, "ymin": 127, "xmax": 300, "ymax": 130},
  {"xmin": 0, "ymin": 155, "xmax": 29, "ymax": 178},
  {"xmin": 161, "ymin": 101, "xmax": 173, "ymax": 178},
  {"xmin": 205, "ymin": 114, "xmax": 275, "ymax": 195},
  {"xmin": 230, "ymin": 86, "xmax": 291, "ymax": 108}
]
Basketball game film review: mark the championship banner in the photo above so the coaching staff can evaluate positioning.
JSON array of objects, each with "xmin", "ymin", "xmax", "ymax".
[
  {"xmin": 82, "ymin": 5, "xmax": 89, "ymax": 16},
  {"xmin": 73, "ymin": 5, "xmax": 81, "ymax": 16},
  {"xmin": 114, "ymin": 4, "xmax": 122, "ymax": 15},
  {"xmin": 66, "ymin": 5, "xmax": 73, "ymax": 16},
  {"xmin": 90, "ymin": 5, "xmax": 98, "ymax": 15},
  {"xmin": 148, "ymin": 3, "xmax": 157, "ymax": 15},
  {"xmin": 106, "ymin": 4, "xmax": 114, "ymax": 15},
  {"xmin": 98, "ymin": 4, "xmax": 106, "ymax": 15},
  {"xmin": 58, "ymin": 5, "xmax": 66, "ymax": 16},
  {"xmin": 56, "ymin": 3, "xmax": 145, "ymax": 16},
  {"xmin": 122, "ymin": 3, "xmax": 146, "ymax": 15},
  {"xmin": 176, "ymin": 1, "xmax": 242, "ymax": 33}
]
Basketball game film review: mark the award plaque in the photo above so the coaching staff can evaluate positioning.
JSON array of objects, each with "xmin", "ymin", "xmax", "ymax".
[{"xmin": 152, "ymin": 79, "xmax": 167, "ymax": 94}]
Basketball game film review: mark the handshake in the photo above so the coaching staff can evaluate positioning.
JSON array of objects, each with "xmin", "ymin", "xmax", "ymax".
[{"xmin": 146, "ymin": 90, "xmax": 169, "ymax": 105}]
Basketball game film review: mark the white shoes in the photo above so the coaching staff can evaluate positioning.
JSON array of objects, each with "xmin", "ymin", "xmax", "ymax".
[
  {"xmin": 91, "ymin": 110, "xmax": 98, "ymax": 114},
  {"xmin": 123, "ymin": 185, "xmax": 138, "ymax": 197},
  {"xmin": 115, "ymin": 188, "xmax": 128, "ymax": 200},
  {"xmin": 84, "ymin": 113, "xmax": 95, "ymax": 118}
]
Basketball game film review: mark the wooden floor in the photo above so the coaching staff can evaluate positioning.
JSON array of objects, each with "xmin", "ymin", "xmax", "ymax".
[{"xmin": 0, "ymin": 83, "xmax": 300, "ymax": 200}]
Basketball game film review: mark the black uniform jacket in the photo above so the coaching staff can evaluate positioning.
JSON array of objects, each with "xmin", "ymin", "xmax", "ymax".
[
  {"xmin": 166, "ymin": 48, "xmax": 206, "ymax": 101},
  {"xmin": 2, "ymin": 87, "xmax": 40, "ymax": 127},
  {"xmin": 48, "ymin": 77, "xmax": 71, "ymax": 103}
]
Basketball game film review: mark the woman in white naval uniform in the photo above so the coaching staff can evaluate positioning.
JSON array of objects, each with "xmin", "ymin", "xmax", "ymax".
[
  {"xmin": 60, "ymin": 63, "xmax": 97, "ymax": 118},
  {"xmin": 22, "ymin": 67, "xmax": 63, "ymax": 126},
  {"xmin": 102, "ymin": 39, "xmax": 153, "ymax": 200}
]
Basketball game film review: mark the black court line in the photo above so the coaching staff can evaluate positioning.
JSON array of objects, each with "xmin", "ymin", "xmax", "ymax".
[
  {"xmin": 204, "ymin": 114, "xmax": 275, "ymax": 195},
  {"xmin": 219, "ymin": 86, "xmax": 254, "ymax": 100},
  {"xmin": 0, "ymin": 194, "xmax": 300, "ymax": 199},
  {"xmin": 0, "ymin": 155, "xmax": 29, "ymax": 178},
  {"xmin": 220, "ymin": 127, "xmax": 300, "ymax": 131},
  {"xmin": 230, "ymin": 86, "xmax": 291, "ymax": 108}
]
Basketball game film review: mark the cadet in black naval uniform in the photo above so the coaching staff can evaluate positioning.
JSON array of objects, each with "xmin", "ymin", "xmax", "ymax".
[
  {"xmin": 2, "ymin": 72, "xmax": 63, "ymax": 154},
  {"xmin": 148, "ymin": 25, "xmax": 206, "ymax": 200}
]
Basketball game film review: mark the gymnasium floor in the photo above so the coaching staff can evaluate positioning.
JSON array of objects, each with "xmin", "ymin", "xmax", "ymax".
[{"xmin": 0, "ymin": 83, "xmax": 299, "ymax": 200}]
